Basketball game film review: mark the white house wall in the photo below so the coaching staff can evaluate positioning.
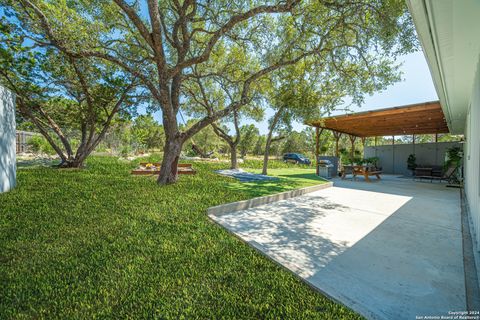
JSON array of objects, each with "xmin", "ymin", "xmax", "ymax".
[
  {"xmin": 407, "ymin": 0, "xmax": 480, "ymax": 252},
  {"xmin": 465, "ymin": 60, "xmax": 480, "ymax": 250},
  {"xmin": 0, "ymin": 86, "xmax": 16, "ymax": 193}
]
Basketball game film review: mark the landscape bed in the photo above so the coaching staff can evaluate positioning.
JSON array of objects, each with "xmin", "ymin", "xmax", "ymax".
[{"xmin": 0, "ymin": 156, "xmax": 361, "ymax": 319}]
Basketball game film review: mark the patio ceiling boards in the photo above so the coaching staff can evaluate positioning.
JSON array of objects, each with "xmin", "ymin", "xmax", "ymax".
[{"xmin": 308, "ymin": 101, "xmax": 449, "ymax": 137}]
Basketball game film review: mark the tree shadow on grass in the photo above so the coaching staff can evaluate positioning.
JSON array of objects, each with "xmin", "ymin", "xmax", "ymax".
[
  {"xmin": 17, "ymin": 158, "xmax": 60, "ymax": 169},
  {"xmin": 212, "ymin": 194, "xmax": 352, "ymax": 278}
]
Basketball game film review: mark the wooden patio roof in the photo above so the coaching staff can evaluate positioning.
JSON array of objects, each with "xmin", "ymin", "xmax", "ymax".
[{"xmin": 308, "ymin": 101, "xmax": 449, "ymax": 137}]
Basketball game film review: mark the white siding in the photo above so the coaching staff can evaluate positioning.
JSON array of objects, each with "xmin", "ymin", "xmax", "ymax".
[
  {"xmin": 465, "ymin": 60, "xmax": 480, "ymax": 250},
  {"xmin": 0, "ymin": 86, "xmax": 16, "ymax": 193}
]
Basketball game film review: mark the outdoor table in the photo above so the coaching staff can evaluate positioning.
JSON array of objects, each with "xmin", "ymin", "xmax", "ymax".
[
  {"xmin": 414, "ymin": 167, "xmax": 435, "ymax": 182},
  {"xmin": 340, "ymin": 165, "xmax": 382, "ymax": 182}
]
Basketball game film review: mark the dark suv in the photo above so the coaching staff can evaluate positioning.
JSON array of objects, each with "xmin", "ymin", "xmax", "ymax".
[{"xmin": 283, "ymin": 153, "xmax": 311, "ymax": 165}]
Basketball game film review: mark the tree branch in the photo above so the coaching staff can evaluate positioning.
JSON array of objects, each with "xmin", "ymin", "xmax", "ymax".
[
  {"xmin": 168, "ymin": 0, "xmax": 300, "ymax": 77},
  {"xmin": 146, "ymin": 0, "xmax": 166, "ymax": 68},
  {"xmin": 85, "ymin": 80, "xmax": 137, "ymax": 155},
  {"xmin": 17, "ymin": 99, "xmax": 68, "ymax": 162},
  {"xmin": 113, "ymin": 0, "xmax": 155, "ymax": 49},
  {"xmin": 211, "ymin": 122, "xmax": 233, "ymax": 144}
]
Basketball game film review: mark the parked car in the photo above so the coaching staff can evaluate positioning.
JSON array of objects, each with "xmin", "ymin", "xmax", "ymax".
[{"xmin": 283, "ymin": 153, "xmax": 311, "ymax": 165}]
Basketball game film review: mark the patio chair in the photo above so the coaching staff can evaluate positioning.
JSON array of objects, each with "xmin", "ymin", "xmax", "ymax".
[
  {"xmin": 414, "ymin": 165, "xmax": 456, "ymax": 183},
  {"xmin": 414, "ymin": 167, "xmax": 432, "ymax": 180},
  {"xmin": 431, "ymin": 166, "xmax": 457, "ymax": 183}
]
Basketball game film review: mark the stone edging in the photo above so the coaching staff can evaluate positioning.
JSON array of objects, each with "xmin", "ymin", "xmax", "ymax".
[{"xmin": 207, "ymin": 181, "xmax": 333, "ymax": 216}]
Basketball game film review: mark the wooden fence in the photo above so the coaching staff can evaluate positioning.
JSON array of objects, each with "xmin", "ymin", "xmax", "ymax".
[{"xmin": 16, "ymin": 130, "xmax": 38, "ymax": 153}]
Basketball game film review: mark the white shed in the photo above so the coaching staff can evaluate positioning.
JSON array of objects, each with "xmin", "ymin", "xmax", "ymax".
[{"xmin": 0, "ymin": 85, "xmax": 16, "ymax": 193}]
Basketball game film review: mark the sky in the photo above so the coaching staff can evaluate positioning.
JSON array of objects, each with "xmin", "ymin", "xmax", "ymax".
[
  {"xmin": 148, "ymin": 50, "xmax": 439, "ymax": 135},
  {"xmin": 343, "ymin": 51, "xmax": 438, "ymax": 112}
]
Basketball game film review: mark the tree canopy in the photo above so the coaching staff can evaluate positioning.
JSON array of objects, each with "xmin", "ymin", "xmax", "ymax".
[
  {"xmin": 1, "ymin": 0, "xmax": 417, "ymax": 182},
  {"xmin": 0, "ymin": 9, "xmax": 142, "ymax": 166}
]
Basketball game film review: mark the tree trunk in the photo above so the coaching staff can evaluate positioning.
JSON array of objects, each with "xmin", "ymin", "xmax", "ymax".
[
  {"xmin": 58, "ymin": 157, "xmax": 86, "ymax": 168},
  {"xmin": 157, "ymin": 91, "xmax": 183, "ymax": 185},
  {"xmin": 191, "ymin": 143, "xmax": 209, "ymax": 158},
  {"xmin": 240, "ymin": 149, "xmax": 247, "ymax": 159},
  {"xmin": 262, "ymin": 107, "xmax": 284, "ymax": 175},
  {"xmin": 57, "ymin": 146, "xmax": 90, "ymax": 168},
  {"xmin": 262, "ymin": 132, "xmax": 273, "ymax": 175},
  {"xmin": 211, "ymin": 113, "xmax": 240, "ymax": 170},
  {"xmin": 157, "ymin": 138, "xmax": 183, "ymax": 185},
  {"xmin": 230, "ymin": 142, "xmax": 238, "ymax": 169}
]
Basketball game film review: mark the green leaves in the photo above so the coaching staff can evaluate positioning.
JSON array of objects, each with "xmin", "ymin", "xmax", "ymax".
[
  {"xmin": 238, "ymin": 124, "xmax": 260, "ymax": 156},
  {"xmin": 0, "ymin": 0, "xmax": 143, "ymax": 166},
  {"xmin": 2, "ymin": 0, "xmax": 417, "ymax": 179},
  {"xmin": 131, "ymin": 114, "xmax": 165, "ymax": 151}
]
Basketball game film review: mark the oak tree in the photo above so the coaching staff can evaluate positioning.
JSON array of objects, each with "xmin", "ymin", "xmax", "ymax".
[
  {"xmin": 6, "ymin": 0, "xmax": 416, "ymax": 183},
  {"xmin": 0, "ymin": 16, "xmax": 141, "ymax": 167}
]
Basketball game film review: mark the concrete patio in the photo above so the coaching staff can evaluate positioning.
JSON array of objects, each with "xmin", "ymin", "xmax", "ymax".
[{"xmin": 209, "ymin": 175, "xmax": 466, "ymax": 320}]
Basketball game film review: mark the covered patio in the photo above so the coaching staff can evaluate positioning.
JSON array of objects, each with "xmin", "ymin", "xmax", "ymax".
[
  {"xmin": 308, "ymin": 101, "xmax": 451, "ymax": 176},
  {"xmin": 209, "ymin": 102, "xmax": 474, "ymax": 319},
  {"xmin": 210, "ymin": 175, "xmax": 465, "ymax": 319}
]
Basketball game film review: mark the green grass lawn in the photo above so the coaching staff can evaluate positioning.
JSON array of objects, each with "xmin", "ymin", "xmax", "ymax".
[
  {"xmin": 0, "ymin": 156, "xmax": 360, "ymax": 319},
  {"xmin": 228, "ymin": 167, "xmax": 327, "ymax": 198}
]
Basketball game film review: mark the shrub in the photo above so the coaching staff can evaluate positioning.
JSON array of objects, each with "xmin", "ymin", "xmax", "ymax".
[
  {"xmin": 27, "ymin": 135, "xmax": 56, "ymax": 155},
  {"xmin": 445, "ymin": 146, "xmax": 463, "ymax": 169},
  {"xmin": 407, "ymin": 154, "xmax": 417, "ymax": 170},
  {"xmin": 120, "ymin": 145, "xmax": 132, "ymax": 157},
  {"xmin": 365, "ymin": 157, "xmax": 380, "ymax": 166}
]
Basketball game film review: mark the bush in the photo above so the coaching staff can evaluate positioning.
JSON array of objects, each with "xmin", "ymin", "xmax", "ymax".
[
  {"xmin": 407, "ymin": 154, "xmax": 416, "ymax": 170},
  {"xmin": 27, "ymin": 135, "xmax": 56, "ymax": 155},
  {"xmin": 445, "ymin": 147, "xmax": 462, "ymax": 168},
  {"xmin": 120, "ymin": 145, "xmax": 132, "ymax": 157},
  {"xmin": 365, "ymin": 157, "xmax": 380, "ymax": 166},
  {"xmin": 352, "ymin": 157, "xmax": 364, "ymax": 165}
]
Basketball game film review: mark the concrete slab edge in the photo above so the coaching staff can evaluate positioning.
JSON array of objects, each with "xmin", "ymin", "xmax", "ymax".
[{"xmin": 207, "ymin": 181, "xmax": 333, "ymax": 216}]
